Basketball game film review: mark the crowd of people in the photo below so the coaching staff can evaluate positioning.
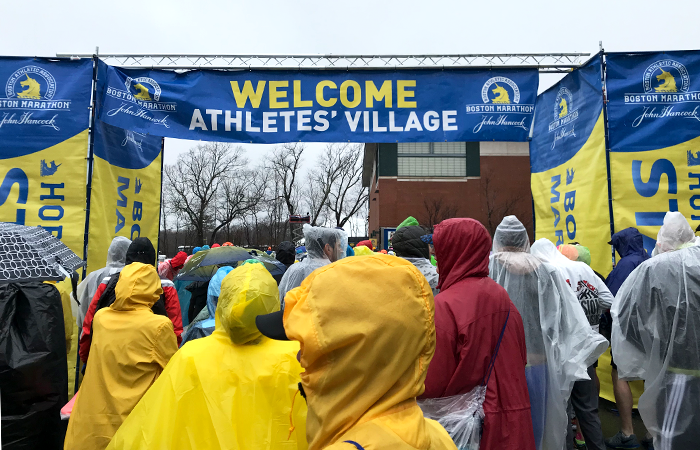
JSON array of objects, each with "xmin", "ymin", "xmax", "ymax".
[{"xmin": 3, "ymin": 209, "xmax": 698, "ymax": 450}]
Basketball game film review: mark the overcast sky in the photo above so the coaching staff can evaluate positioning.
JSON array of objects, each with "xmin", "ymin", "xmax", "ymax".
[{"xmin": 2, "ymin": 0, "xmax": 699, "ymax": 167}]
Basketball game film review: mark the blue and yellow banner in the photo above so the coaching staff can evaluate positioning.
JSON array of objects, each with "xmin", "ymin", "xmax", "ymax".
[
  {"xmin": 86, "ymin": 61, "xmax": 163, "ymax": 274},
  {"xmin": 606, "ymin": 51, "xmax": 700, "ymax": 255},
  {"xmin": 97, "ymin": 65, "xmax": 539, "ymax": 143},
  {"xmin": 0, "ymin": 57, "xmax": 93, "ymax": 260},
  {"xmin": 530, "ymin": 55, "xmax": 612, "ymax": 274},
  {"xmin": 86, "ymin": 118, "xmax": 162, "ymax": 274}
]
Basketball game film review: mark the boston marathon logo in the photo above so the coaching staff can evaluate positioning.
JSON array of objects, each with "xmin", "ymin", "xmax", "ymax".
[
  {"xmin": 548, "ymin": 87, "xmax": 579, "ymax": 148},
  {"xmin": 466, "ymin": 76, "xmax": 534, "ymax": 133},
  {"xmin": 0, "ymin": 66, "xmax": 69, "ymax": 131},
  {"xmin": 105, "ymin": 76, "xmax": 175, "ymax": 127},
  {"xmin": 623, "ymin": 59, "xmax": 700, "ymax": 127}
]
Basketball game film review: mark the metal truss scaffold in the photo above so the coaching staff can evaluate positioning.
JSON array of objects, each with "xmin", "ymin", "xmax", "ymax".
[{"xmin": 56, "ymin": 53, "xmax": 590, "ymax": 72}]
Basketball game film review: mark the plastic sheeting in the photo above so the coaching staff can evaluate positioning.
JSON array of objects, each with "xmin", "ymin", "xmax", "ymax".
[
  {"xmin": 402, "ymin": 257, "xmax": 439, "ymax": 296},
  {"xmin": 0, "ymin": 282, "xmax": 67, "ymax": 450},
  {"xmin": 419, "ymin": 386, "xmax": 486, "ymax": 450},
  {"xmin": 612, "ymin": 245, "xmax": 700, "ymax": 449},
  {"xmin": 492, "ymin": 215, "xmax": 531, "ymax": 253},
  {"xmin": 654, "ymin": 211, "xmax": 696, "ymax": 255},
  {"xmin": 531, "ymin": 239, "xmax": 614, "ymax": 333},
  {"xmin": 490, "ymin": 226, "xmax": 608, "ymax": 450},
  {"xmin": 76, "ymin": 236, "xmax": 130, "ymax": 328},
  {"xmin": 278, "ymin": 225, "xmax": 347, "ymax": 308}
]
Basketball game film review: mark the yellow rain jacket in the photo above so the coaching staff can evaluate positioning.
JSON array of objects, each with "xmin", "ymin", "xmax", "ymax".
[
  {"xmin": 64, "ymin": 263, "xmax": 177, "ymax": 450},
  {"xmin": 284, "ymin": 254, "xmax": 457, "ymax": 450},
  {"xmin": 107, "ymin": 262, "xmax": 307, "ymax": 450}
]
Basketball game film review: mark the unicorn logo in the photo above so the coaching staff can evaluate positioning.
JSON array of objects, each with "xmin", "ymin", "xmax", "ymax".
[
  {"xmin": 688, "ymin": 150, "xmax": 700, "ymax": 167},
  {"xmin": 566, "ymin": 167, "xmax": 575, "ymax": 185},
  {"xmin": 655, "ymin": 69, "xmax": 678, "ymax": 93},
  {"xmin": 491, "ymin": 84, "xmax": 511, "ymax": 104},
  {"xmin": 5, "ymin": 66, "xmax": 57, "ymax": 101},
  {"xmin": 17, "ymin": 75, "xmax": 41, "ymax": 99},
  {"xmin": 481, "ymin": 77, "xmax": 521, "ymax": 104},
  {"xmin": 40, "ymin": 160, "xmax": 61, "ymax": 176},
  {"xmin": 133, "ymin": 83, "xmax": 152, "ymax": 101},
  {"xmin": 559, "ymin": 98, "xmax": 568, "ymax": 118},
  {"xmin": 643, "ymin": 60, "xmax": 690, "ymax": 94}
]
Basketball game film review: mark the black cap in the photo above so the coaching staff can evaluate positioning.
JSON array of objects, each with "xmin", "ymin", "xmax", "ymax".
[
  {"xmin": 255, "ymin": 310, "xmax": 289, "ymax": 340},
  {"xmin": 126, "ymin": 237, "xmax": 156, "ymax": 266}
]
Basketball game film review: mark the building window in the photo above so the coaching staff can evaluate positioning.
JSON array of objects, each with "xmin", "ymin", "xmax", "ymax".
[{"xmin": 397, "ymin": 142, "xmax": 467, "ymax": 177}]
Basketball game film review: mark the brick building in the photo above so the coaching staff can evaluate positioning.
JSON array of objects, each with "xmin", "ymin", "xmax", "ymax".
[{"xmin": 362, "ymin": 141, "xmax": 533, "ymax": 249}]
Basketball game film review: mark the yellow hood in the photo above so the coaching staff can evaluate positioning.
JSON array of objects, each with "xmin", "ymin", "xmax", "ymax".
[
  {"xmin": 112, "ymin": 263, "xmax": 162, "ymax": 311},
  {"xmin": 284, "ymin": 254, "xmax": 438, "ymax": 449},
  {"xmin": 216, "ymin": 263, "xmax": 280, "ymax": 345}
]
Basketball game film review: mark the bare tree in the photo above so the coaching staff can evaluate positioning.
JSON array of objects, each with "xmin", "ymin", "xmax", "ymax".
[
  {"xmin": 480, "ymin": 167, "xmax": 527, "ymax": 236},
  {"xmin": 209, "ymin": 168, "xmax": 266, "ymax": 244},
  {"xmin": 323, "ymin": 144, "xmax": 368, "ymax": 229},
  {"xmin": 164, "ymin": 142, "xmax": 247, "ymax": 245},
  {"xmin": 265, "ymin": 143, "xmax": 305, "ymax": 240},
  {"xmin": 421, "ymin": 197, "xmax": 460, "ymax": 230}
]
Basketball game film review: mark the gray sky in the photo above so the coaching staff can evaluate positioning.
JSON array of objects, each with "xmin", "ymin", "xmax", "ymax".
[{"xmin": 2, "ymin": 0, "xmax": 699, "ymax": 167}]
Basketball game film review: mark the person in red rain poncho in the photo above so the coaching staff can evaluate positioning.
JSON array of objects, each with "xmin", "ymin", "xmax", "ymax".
[
  {"xmin": 157, "ymin": 251, "xmax": 188, "ymax": 281},
  {"xmin": 422, "ymin": 218, "xmax": 535, "ymax": 450}
]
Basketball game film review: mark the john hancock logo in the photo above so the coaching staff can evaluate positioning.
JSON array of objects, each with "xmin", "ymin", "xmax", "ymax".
[
  {"xmin": 105, "ymin": 75, "xmax": 176, "ymax": 128},
  {"xmin": 0, "ymin": 65, "xmax": 69, "ymax": 131},
  {"xmin": 549, "ymin": 87, "xmax": 579, "ymax": 149},
  {"xmin": 623, "ymin": 59, "xmax": 700, "ymax": 127},
  {"xmin": 466, "ymin": 76, "xmax": 534, "ymax": 133}
]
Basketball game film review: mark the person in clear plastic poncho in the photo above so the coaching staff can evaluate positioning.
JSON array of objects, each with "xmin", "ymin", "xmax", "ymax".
[
  {"xmin": 612, "ymin": 212, "xmax": 700, "ymax": 449},
  {"xmin": 75, "ymin": 236, "xmax": 131, "ymax": 329},
  {"xmin": 107, "ymin": 262, "xmax": 307, "ymax": 450},
  {"xmin": 489, "ymin": 216, "xmax": 608, "ymax": 450},
  {"xmin": 278, "ymin": 224, "xmax": 347, "ymax": 308}
]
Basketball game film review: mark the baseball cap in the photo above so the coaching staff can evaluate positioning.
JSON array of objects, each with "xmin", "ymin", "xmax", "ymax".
[{"xmin": 255, "ymin": 310, "xmax": 289, "ymax": 340}]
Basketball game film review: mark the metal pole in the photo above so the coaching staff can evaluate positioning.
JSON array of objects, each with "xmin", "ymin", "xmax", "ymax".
[
  {"xmin": 600, "ymin": 48, "xmax": 617, "ymax": 268},
  {"xmin": 81, "ymin": 55, "xmax": 99, "ymax": 280},
  {"xmin": 157, "ymin": 138, "xmax": 164, "ymax": 256}
]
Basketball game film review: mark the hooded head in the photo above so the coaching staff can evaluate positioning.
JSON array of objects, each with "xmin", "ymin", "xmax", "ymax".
[
  {"xmin": 222, "ymin": 242, "xmax": 233, "ymax": 247},
  {"xmin": 530, "ymin": 238, "xmax": 574, "ymax": 267},
  {"xmin": 433, "ymin": 218, "xmax": 491, "ymax": 290},
  {"xmin": 211, "ymin": 243, "xmax": 221, "ymax": 248},
  {"xmin": 216, "ymin": 263, "xmax": 279, "ymax": 345},
  {"xmin": 192, "ymin": 247, "xmax": 201, "ymax": 255},
  {"xmin": 492, "ymin": 215, "xmax": 530, "ymax": 253},
  {"xmin": 303, "ymin": 224, "xmax": 348, "ymax": 262},
  {"xmin": 170, "ymin": 251, "xmax": 188, "ymax": 271},
  {"xmin": 206, "ymin": 266, "xmax": 235, "ymax": 318},
  {"xmin": 610, "ymin": 228, "xmax": 646, "ymax": 259},
  {"xmin": 283, "ymin": 254, "xmax": 435, "ymax": 449},
  {"xmin": 655, "ymin": 212, "xmax": 695, "ymax": 254},
  {"xmin": 353, "ymin": 245, "xmax": 374, "ymax": 256},
  {"xmin": 125, "ymin": 238, "xmax": 156, "ymax": 266},
  {"xmin": 558, "ymin": 244, "xmax": 580, "ymax": 262},
  {"xmin": 112, "ymin": 262, "xmax": 163, "ymax": 311},
  {"xmin": 574, "ymin": 245, "xmax": 591, "ymax": 266},
  {"xmin": 391, "ymin": 225, "xmax": 430, "ymax": 259},
  {"xmin": 106, "ymin": 236, "xmax": 131, "ymax": 268},
  {"xmin": 355, "ymin": 239, "xmax": 374, "ymax": 251},
  {"xmin": 276, "ymin": 241, "xmax": 296, "ymax": 267},
  {"xmin": 201, "ymin": 245, "xmax": 210, "ymax": 251}
]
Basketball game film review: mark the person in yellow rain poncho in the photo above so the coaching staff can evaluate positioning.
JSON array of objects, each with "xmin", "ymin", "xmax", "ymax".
[
  {"xmin": 64, "ymin": 262, "xmax": 178, "ymax": 450},
  {"xmin": 257, "ymin": 254, "xmax": 457, "ymax": 450},
  {"xmin": 107, "ymin": 261, "xmax": 307, "ymax": 450}
]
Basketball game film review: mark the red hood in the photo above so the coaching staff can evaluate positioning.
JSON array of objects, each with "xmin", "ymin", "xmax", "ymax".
[
  {"xmin": 434, "ymin": 218, "xmax": 491, "ymax": 290},
  {"xmin": 356, "ymin": 240, "xmax": 374, "ymax": 251}
]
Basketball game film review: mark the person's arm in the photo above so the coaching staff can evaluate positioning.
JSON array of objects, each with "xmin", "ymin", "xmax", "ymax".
[
  {"xmin": 79, "ymin": 281, "xmax": 108, "ymax": 362},
  {"xmin": 422, "ymin": 300, "xmax": 457, "ymax": 398},
  {"xmin": 161, "ymin": 281, "xmax": 184, "ymax": 345},
  {"xmin": 590, "ymin": 270, "xmax": 614, "ymax": 310},
  {"xmin": 153, "ymin": 321, "xmax": 178, "ymax": 370}
]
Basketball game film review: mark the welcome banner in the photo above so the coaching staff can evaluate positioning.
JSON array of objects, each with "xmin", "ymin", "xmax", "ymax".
[
  {"xmin": 97, "ymin": 65, "xmax": 539, "ymax": 143},
  {"xmin": 606, "ymin": 51, "xmax": 700, "ymax": 255},
  {"xmin": 0, "ymin": 57, "xmax": 93, "ymax": 259},
  {"xmin": 530, "ymin": 55, "xmax": 612, "ymax": 274}
]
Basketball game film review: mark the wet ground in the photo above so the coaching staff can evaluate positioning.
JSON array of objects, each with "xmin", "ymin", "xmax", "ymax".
[{"xmin": 597, "ymin": 398, "xmax": 650, "ymax": 448}]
